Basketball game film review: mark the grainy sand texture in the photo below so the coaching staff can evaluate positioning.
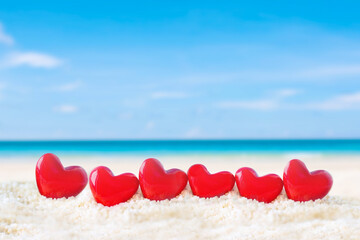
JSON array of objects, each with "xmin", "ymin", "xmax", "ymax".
[{"xmin": 0, "ymin": 155, "xmax": 360, "ymax": 239}]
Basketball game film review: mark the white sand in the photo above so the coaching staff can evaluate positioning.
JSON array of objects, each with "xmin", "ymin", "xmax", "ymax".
[{"xmin": 0, "ymin": 154, "xmax": 360, "ymax": 239}]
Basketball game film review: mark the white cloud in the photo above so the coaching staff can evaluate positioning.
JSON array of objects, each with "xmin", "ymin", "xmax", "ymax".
[
  {"xmin": 308, "ymin": 92, "xmax": 360, "ymax": 110},
  {"xmin": 151, "ymin": 91, "xmax": 189, "ymax": 99},
  {"xmin": 179, "ymin": 64, "xmax": 360, "ymax": 85},
  {"xmin": 246, "ymin": 64, "xmax": 360, "ymax": 82},
  {"xmin": 0, "ymin": 23, "xmax": 14, "ymax": 45},
  {"xmin": 216, "ymin": 91, "xmax": 360, "ymax": 111},
  {"xmin": 54, "ymin": 105, "xmax": 78, "ymax": 113},
  {"xmin": 275, "ymin": 89, "xmax": 300, "ymax": 97},
  {"xmin": 298, "ymin": 65, "xmax": 360, "ymax": 78},
  {"xmin": 54, "ymin": 81, "xmax": 81, "ymax": 92},
  {"xmin": 216, "ymin": 99, "xmax": 278, "ymax": 110},
  {"xmin": 0, "ymin": 23, "xmax": 62, "ymax": 69},
  {"xmin": 5, "ymin": 52, "xmax": 62, "ymax": 68},
  {"xmin": 215, "ymin": 89, "xmax": 301, "ymax": 111}
]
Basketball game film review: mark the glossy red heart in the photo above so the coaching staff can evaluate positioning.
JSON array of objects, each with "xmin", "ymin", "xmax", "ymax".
[
  {"xmin": 139, "ymin": 158, "xmax": 188, "ymax": 201},
  {"xmin": 283, "ymin": 159, "xmax": 333, "ymax": 202},
  {"xmin": 187, "ymin": 164, "xmax": 235, "ymax": 198},
  {"xmin": 89, "ymin": 166, "xmax": 139, "ymax": 207},
  {"xmin": 35, "ymin": 153, "xmax": 88, "ymax": 198},
  {"xmin": 235, "ymin": 167, "xmax": 283, "ymax": 203}
]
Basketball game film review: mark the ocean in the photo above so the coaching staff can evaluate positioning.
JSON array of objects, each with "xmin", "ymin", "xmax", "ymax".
[{"xmin": 0, "ymin": 140, "xmax": 360, "ymax": 157}]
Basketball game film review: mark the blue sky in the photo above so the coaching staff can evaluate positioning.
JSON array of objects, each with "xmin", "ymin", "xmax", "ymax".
[{"xmin": 0, "ymin": 1, "xmax": 360, "ymax": 139}]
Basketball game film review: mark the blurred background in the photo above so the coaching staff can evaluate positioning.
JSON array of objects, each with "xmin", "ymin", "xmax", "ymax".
[{"xmin": 0, "ymin": 1, "xmax": 360, "ymax": 157}]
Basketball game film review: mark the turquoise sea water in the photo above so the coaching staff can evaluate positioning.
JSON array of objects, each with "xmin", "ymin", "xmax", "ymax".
[{"xmin": 0, "ymin": 140, "xmax": 359, "ymax": 157}]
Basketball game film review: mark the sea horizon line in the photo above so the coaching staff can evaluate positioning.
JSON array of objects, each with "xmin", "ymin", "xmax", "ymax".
[{"xmin": 0, "ymin": 138, "xmax": 360, "ymax": 142}]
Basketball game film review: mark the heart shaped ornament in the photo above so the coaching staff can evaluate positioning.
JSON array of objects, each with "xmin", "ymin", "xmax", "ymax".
[
  {"xmin": 139, "ymin": 158, "xmax": 188, "ymax": 201},
  {"xmin": 188, "ymin": 164, "xmax": 235, "ymax": 198},
  {"xmin": 283, "ymin": 159, "xmax": 333, "ymax": 202},
  {"xmin": 90, "ymin": 166, "xmax": 139, "ymax": 207},
  {"xmin": 235, "ymin": 167, "xmax": 283, "ymax": 203},
  {"xmin": 35, "ymin": 153, "xmax": 88, "ymax": 198}
]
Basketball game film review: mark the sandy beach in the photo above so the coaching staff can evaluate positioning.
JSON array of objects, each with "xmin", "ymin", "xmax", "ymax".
[
  {"xmin": 2, "ymin": 0, "xmax": 360, "ymax": 238},
  {"xmin": 1, "ymin": 154, "xmax": 360, "ymax": 239}
]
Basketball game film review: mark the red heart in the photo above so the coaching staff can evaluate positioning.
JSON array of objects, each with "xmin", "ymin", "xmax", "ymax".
[
  {"xmin": 89, "ymin": 166, "xmax": 139, "ymax": 207},
  {"xmin": 187, "ymin": 164, "xmax": 235, "ymax": 198},
  {"xmin": 139, "ymin": 158, "xmax": 188, "ymax": 201},
  {"xmin": 235, "ymin": 167, "xmax": 283, "ymax": 203},
  {"xmin": 283, "ymin": 159, "xmax": 333, "ymax": 202},
  {"xmin": 35, "ymin": 153, "xmax": 88, "ymax": 199}
]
